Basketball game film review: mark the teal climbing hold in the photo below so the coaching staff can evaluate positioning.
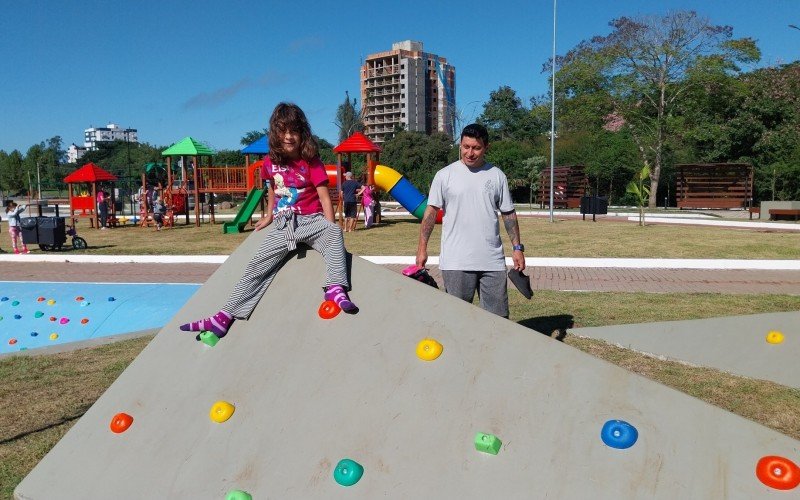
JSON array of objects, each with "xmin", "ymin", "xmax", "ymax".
[{"xmin": 334, "ymin": 458, "xmax": 364, "ymax": 487}]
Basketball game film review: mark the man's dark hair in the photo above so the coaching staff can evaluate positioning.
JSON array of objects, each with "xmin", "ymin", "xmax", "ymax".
[{"xmin": 461, "ymin": 123, "xmax": 489, "ymax": 146}]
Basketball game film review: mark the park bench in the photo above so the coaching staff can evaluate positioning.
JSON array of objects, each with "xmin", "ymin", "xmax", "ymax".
[
  {"xmin": 748, "ymin": 206, "xmax": 760, "ymax": 220},
  {"xmin": 768, "ymin": 208, "xmax": 800, "ymax": 221}
]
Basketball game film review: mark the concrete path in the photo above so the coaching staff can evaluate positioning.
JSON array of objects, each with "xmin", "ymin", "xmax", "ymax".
[{"xmin": 15, "ymin": 231, "xmax": 800, "ymax": 498}]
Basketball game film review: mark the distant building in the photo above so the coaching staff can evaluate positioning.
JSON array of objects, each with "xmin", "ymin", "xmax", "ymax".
[
  {"xmin": 84, "ymin": 123, "xmax": 138, "ymax": 150},
  {"xmin": 360, "ymin": 40, "xmax": 456, "ymax": 144},
  {"xmin": 66, "ymin": 144, "xmax": 88, "ymax": 164}
]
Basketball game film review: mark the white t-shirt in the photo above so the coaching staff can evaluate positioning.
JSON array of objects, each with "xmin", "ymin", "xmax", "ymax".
[{"xmin": 427, "ymin": 160, "xmax": 514, "ymax": 271}]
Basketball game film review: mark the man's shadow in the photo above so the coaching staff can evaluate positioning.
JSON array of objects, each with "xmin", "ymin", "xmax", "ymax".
[{"xmin": 518, "ymin": 314, "xmax": 575, "ymax": 341}]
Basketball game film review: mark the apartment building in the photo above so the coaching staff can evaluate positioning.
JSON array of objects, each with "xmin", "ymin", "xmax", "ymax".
[
  {"xmin": 360, "ymin": 40, "xmax": 456, "ymax": 144},
  {"xmin": 84, "ymin": 123, "xmax": 138, "ymax": 149}
]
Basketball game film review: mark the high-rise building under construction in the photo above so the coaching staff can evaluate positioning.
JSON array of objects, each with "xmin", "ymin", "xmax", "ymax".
[{"xmin": 360, "ymin": 40, "xmax": 456, "ymax": 144}]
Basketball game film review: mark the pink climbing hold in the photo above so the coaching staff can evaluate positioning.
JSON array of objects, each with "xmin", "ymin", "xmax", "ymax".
[{"xmin": 60, "ymin": 317, "xmax": 69, "ymax": 325}]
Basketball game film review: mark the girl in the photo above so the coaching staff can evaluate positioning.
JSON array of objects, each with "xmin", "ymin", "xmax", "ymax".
[
  {"xmin": 358, "ymin": 182, "xmax": 375, "ymax": 229},
  {"xmin": 5, "ymin": 201, "xmax": 29, "ymax": 254},
  {"xmin": 180, "ymin": 103, "xmax": 357, "ymax": 338}
]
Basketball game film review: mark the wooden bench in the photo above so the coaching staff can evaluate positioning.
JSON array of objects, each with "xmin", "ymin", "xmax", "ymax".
[
  {"xmin": 749, "ymin": 206, "xmax": 760, "ymax": 220},
  {"xmin": 769, "ymin": 209, "xmax": 800, "ymax": 221}
]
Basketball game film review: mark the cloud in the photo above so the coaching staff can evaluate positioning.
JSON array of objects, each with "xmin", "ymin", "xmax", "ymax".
[
  {"xmin": 288, "ymin": 36, "xmax": 324, "ymax": 53},
  {"xmin": 182, "ymin": 71, "xmax": 288, "ymax": 110}
]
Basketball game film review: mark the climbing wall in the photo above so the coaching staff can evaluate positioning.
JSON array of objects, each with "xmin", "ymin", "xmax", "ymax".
[{"xmin": 15, "ymin": 232, "xmax": 800, "ymax": 498}]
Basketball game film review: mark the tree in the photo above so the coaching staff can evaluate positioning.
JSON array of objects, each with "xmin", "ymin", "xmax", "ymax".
[
  {"xmin": 626, "ymin": 164, "xmax": 651, "ymax": 226},
  {"xmin": 380, "ymin": 131, "xmax": 455, "ymax": 191},
  {"xmin": 556, "ymin": 10, "xmax": 760, "ymax": 207},
  {"xmin": 0, "ymin": 150, "xmax": 26, "ymax": 195},
  {"xmin": 477, "ymin": 86, "xmax": 544, "ymax": 141},
  {"xmin": 334, "ymin": 91, "xmax": 364, "ymax": 143},
  {"xmin": 240, "ymin": 129, "xmax": 267, "ymax": 146}
]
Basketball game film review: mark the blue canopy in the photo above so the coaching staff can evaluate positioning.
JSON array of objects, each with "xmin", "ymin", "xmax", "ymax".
[{"xmin": 241, "ymin": 136, "xmax": 268, "ymax": 154}]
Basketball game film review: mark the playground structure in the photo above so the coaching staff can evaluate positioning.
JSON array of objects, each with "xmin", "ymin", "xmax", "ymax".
[
  {"xmin": 537, "ymin": 165, "xmax": 589, "ymax": 209},
  {"xmin": 63, "ymin": 162, "xmax": 119, "ymax": 229},
  {"xmin": 676, "ymin": 163, "xmax": 754, "ymax": 210},
  {"xmin": 15, "ymin": 234, "xmax": 800, "ymax": 498}
]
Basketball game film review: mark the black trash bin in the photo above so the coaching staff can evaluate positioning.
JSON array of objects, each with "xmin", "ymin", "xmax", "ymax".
[
  {"xmin": 580, "ymin": 196, "xmax": 609, "ymax": 221},
  {"xmin": 20, "ymin": 217, "xmax": 39, "ymax": 246},
  {"xmin": 35, "ymin": 217, "xmax": 67, "ymax": 250}
]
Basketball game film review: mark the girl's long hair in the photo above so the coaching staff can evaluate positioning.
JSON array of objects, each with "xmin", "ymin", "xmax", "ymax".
[{"xmin": 268, "ymin": 102, "xmax": 319, "ymax": 165}]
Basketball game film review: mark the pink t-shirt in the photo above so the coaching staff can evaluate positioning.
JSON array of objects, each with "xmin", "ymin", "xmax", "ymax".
[{"xmin": 261, "ymin": 157, "xmax": 328, "ymax": 215}]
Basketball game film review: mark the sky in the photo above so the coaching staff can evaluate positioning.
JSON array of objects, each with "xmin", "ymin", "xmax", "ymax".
[{"xmin": 1, "ymin": 0, "xmax": 798, "ymax": 154}]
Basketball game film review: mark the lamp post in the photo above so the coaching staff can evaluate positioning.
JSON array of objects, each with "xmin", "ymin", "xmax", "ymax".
[
  {"xmin": 36, "ymin": 159, "xmax": 42, "ymax": 200},
  {"xmin": 549, "ymin": 0, "xmax": 558, "ymax": 223},
  {"xmin": 125, "ymin": 130, "xmax": 133, "ymax": 216}
]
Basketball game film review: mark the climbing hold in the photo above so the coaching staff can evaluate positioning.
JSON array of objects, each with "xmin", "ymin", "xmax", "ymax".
[
  {"xmin": 47, "ymin": 299, "xmax": 56, "ymax": 305},
  {"xmin": 49, "ymin": 333, "xmax": 58, "ymax": 340},
  {"xmin": 11, "ymin": 300, "xmax": 19, "ymax": 306},
  {"xmin": 36, "ymin": 296, "xmax": 45, "ymax": 302},
  {"xmin": 198, "ymin": 331, "xmax": 220, "ymax": 347},
  {"xmin": 81, "ymin": 318, "xmax": 89, "ymax": 325},
  {"xmin": 766, "ymin": 330, "xmax": 784, "ymax": 344},
  {"xmin": 756, "ymin": 455, "xmax": 800, "ymax": 490},
  {"xmin": 30, "ymin": 332, "xmax": 38, "ymax": 337},
  {"xmin": 34, "ymin": 311, "xmax": 44, "ymax": 318},
  {"xmin": 108, "ymin": 296, "xmax": 116, "ymax": 302},
  {"xmin": 0, "ymin": 316, "xmax": 2, "ymax": 321},
  {"xmin": 318, "ymin": 300, "xmax": 341, "ymax": 319},
  {"xmin": 110, "ymin": 412, "xmax": 134, "ymax": 433},
  {"xmin": 334, "ymin": 458, "xmax": 364, "ymax": 487},
  {"xmin": 416, "ymin": 338, "xmax": 444, "ymax": 361},
  {"xmin": 209, "ymin": 401, "xmax": 235, "ymax": 423},
  {"xmin": 8, "ymin": 338, "xmax": 17, "ymax": 345},
  {"xmin": 0, "ymin": 297, "xmax": 7, "ymax": 301},
  {"xmin": 80, "ymin": 301, "xmax": 90, "ymax": 307},
  {"xmin": 49, "ymin": 316, "xmax": 56, "ymax": 322},
  {"xmin": 474, "ymin": 432, "xmax": 502, "ymax": 455},
  {"xmin": 59, "ymin": 317, "xmax": 69, "ymax": 325},
  {"xmin": 225, "ymin": 490, "xmax": 253, "ymax": 500},
  {"xmin": 14, "ymin": 314, "xmax": 21, "ymax": 320},
  {"xmin": 75, "ymin": 296, "xmax": 84, "ymax": 301},
  {"xmin": 601, "ymin": 420, "xmax": 639, "ymax": 449}
]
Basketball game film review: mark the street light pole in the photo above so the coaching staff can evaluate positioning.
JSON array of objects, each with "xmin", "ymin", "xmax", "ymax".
[
  {"xmin": 549, "ymin": 0, "xmax": 558, "ymax": 223},
  {"xmin": 125, "ymin": 130, "xmax": 133, "ymax": 216},
  {"xmin": 36, "ymin": 160, "xmax": 42, "ymax": 200}
]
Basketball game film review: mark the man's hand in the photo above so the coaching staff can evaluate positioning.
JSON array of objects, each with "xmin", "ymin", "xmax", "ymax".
[
  {"xmin": 416, "ymin": 247, "xmax": 428, "ymax": 268},
  {"xmin": 254, "ymin": 215, "xmax": 273, "ymax": 231},
  {"xmin": 512, "ymin": 250, "xmax": 525, "ymax": 271}
]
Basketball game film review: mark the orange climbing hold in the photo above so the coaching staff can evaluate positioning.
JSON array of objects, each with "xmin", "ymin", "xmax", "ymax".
[
  {"xmin": 110, "ymin": 412, "xmax": 134, "ymax": 433},
  {"xmin": 756, "ymin": 455, "xmax": 800, "ymax": 490},
  {"xmin": 318, "ymin": 300, "xmax": 341, "ymax": 319}
]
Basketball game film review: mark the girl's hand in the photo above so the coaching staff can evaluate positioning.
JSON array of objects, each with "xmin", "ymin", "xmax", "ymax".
[{"xmin": 254, "ymin": 215, "xmax": 273, "ymax": 231}]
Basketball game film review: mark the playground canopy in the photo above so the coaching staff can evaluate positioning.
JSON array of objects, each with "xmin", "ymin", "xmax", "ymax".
[
  {"xmin": 64, "ymin": 162, "xmax": 118, "ymax": 183},
  {"xmin": 161, "ymin": 137, "xmax": 216, "ymax": 157},
  {"xmin": 241, "ymin": 136, "xmax": 268, "ymax": 154},
  {"xmin": 333, "ymin": 131, "xmax": 381, "ymax": 154}
]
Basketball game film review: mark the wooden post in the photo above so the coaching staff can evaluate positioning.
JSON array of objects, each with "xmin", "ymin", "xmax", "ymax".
[{"xmin": 193, "ymin": 155, "xmax": 200, "ymax": 226}]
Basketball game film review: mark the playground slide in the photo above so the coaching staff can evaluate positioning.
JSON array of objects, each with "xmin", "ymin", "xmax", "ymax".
[
  {"xmin": 373, "ymin": 164, "xmax": 431, "ymax": 219},
  {"xmin": 222, "ymin": 187, "xmax": 265, "ymax": 234}
]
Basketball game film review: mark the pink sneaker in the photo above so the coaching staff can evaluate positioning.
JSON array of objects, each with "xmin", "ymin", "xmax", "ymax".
[{"xmin": 14, "ymin": 249, "xmax": 20, "ymax": 254}]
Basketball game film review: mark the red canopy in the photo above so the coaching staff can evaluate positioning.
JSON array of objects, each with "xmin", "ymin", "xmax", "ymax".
[
  {"xmin": 63, "ymin": 163, "xmax": 118, "ymax": 183},
  {"xmin": 333, "ymin": 132, "xmax": 382, "ymax": 153}
]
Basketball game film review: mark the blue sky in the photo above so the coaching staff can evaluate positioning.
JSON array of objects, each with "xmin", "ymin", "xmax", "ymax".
[{"xmin": 1, "ymin": 0, "xmax": 798, "ymax": 154}]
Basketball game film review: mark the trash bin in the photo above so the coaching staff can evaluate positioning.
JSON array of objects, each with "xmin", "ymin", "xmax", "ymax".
[
  {"xmin": 36, "ymin": 217, "xmax": 67, "ymax": 249},
  {"xmin": 580, "ymin": 196, "xmax": 608, "ymax": 221},
  {"xmin": 20, "ymin": 217, "xmax": 39, "ymax": 245}
]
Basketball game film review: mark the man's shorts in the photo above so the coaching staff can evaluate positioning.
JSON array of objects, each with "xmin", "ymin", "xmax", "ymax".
[
  {"xmin": 344, "ymin": 202, "xmax": 358, "ymax": 218},
  {"xmin": 441, "ymin": 270, "xmax": 509, "ymax": 318}
]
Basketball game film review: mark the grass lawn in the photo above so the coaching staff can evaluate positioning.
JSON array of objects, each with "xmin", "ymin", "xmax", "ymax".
[
  {"xmin": 19, "ymin": 214, "xmax": 800, "ymax": 259},
  {"xmin": 1, "ymin": 214, "xmax": 799, "ymax": 496}
]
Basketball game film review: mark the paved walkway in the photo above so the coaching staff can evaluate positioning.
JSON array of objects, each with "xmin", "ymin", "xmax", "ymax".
[{"xmin": 3, "ymin": 261, "xmax": 799, "ymax": 295}]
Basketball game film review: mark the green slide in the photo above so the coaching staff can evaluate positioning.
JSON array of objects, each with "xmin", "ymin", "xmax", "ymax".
[{"xmin": 222, "ymin": 188, "xmax": 265, "ymax": 234}]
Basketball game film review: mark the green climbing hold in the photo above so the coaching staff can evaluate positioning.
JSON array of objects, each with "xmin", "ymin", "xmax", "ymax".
[
  {"xmin": 34, "ymin": 311, "xmax": 44, "ymax": 318},
  {"xmin": 199, "ymin": 331, "xmax": 219, "ymax": 347},
  {"xmin": 225, "ymin": 490, "xmax": 252, "ymax": 500},
  {"xmin": 334, "ymin": 458, "xmax": 364, "ymax": 487},
  {"xmin": 474, "ymin": 432, "xmax": 502, "ymax": 455}
]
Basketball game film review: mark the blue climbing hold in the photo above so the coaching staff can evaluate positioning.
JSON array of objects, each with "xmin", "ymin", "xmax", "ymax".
[
  {"xmin": 601, "ymin": 420, "xmax": 638, "ymax": 449},
  {"xmin": 14, "ymin": 314, "xmax": 22, "ymax": 320},
  {"xmin": 108, "ymin": 297, "xmax": 116, "ymax": 302},
  {"xmin": 30, "ymin": 332, "xmax": 39, "ymax": 337},
  {"xmin": 1, "ymin": 297, "xmax": 8, "ymax": 301}
]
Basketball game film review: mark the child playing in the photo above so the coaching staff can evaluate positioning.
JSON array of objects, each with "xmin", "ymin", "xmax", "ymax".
[
  {"xmin": 180, "ymin": 103, "xmax": 357, "ymax": 338},
  {"xmin": 5, "ymin": 201, "xmax": 29, "ymax": 254}
]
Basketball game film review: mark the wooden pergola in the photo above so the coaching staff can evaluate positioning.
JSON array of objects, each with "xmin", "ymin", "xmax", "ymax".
[
  {"xmin": 332, "ymin": 132, "xmax": 381, "ymax": 225},
  {"xmin": 161, "ymin": 137, "xmax": 216, "ymax": 226},
  {"xmin": 63, "ymin": 162, "xmax": 118, "ymax": 229}
]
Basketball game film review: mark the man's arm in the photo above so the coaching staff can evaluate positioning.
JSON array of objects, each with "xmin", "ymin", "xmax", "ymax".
[
  {"xmin": 416, "ymin": 205, "xmax": 439, "ymax": 268},
  {"xmin": 501, "ymin": 210, "xmax": 525, "ymax": 271}
]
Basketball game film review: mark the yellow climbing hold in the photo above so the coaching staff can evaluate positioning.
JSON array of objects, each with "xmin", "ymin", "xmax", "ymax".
[
  {"xmin": 416, "ymin": 338, "xmax": 444, "ymax": 361},
  {"xmin": 766, "ymin": 330, "xmax": 784, "ymax": 344}
]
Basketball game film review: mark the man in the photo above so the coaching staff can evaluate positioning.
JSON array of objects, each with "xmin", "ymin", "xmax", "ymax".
[
  {"xmin": 340, "ymin": 171, "xmax": 362, "ymax": 232},
  {"xmin": 416, "ymin": 123, "xmax": 525, "ymax": 318}
]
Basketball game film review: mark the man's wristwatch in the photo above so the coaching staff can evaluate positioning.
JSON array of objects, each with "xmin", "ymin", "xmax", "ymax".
[{"xmin": 513, "ymin": 244, "xmax": 525, "ymax": 252}]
